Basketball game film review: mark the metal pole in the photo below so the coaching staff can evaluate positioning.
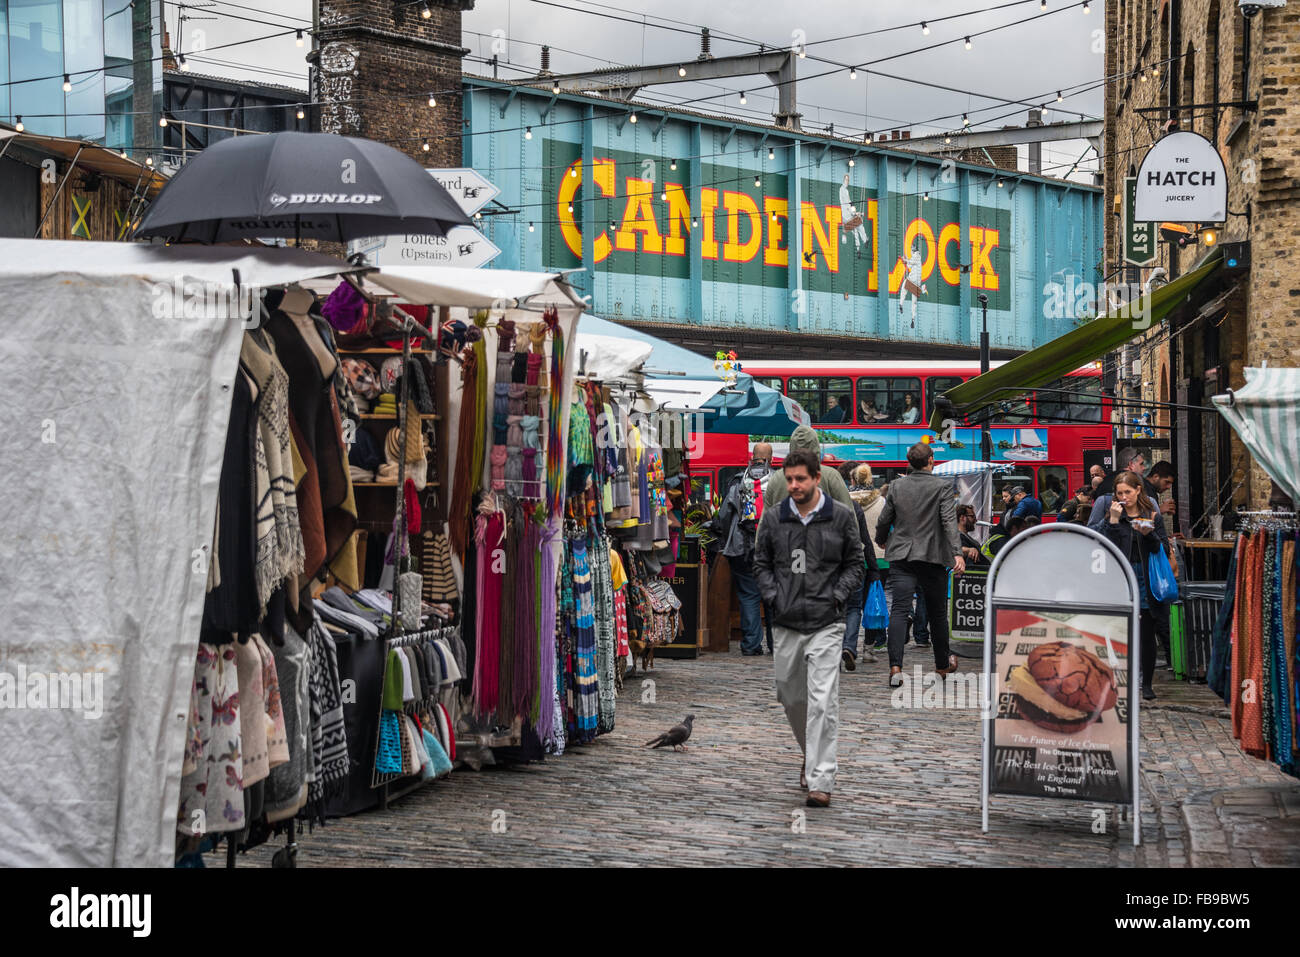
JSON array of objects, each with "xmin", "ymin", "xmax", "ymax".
[{"xmin": 978, "ymin": 292, "xmax": 991, "ymax": 462}]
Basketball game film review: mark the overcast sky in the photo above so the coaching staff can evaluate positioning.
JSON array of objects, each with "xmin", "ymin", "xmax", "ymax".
[{"xmin": 174, "ymin": 0, "xmax": 1105, "ymax": 180}]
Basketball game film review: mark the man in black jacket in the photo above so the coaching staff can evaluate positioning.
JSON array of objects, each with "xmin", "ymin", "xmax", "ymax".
[
  {"xmin": 754, "ymin": 449, "xmax": 864, "ymax": 808},
  {"xmin": 875, "ymin": 442, "xmax": 966, "ymax": 688}
]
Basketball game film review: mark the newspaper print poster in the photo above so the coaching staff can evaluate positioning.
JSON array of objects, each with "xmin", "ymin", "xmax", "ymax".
[{"xmin": 988, "ymin": 608, "xmax": 1132, "ymax": 803}]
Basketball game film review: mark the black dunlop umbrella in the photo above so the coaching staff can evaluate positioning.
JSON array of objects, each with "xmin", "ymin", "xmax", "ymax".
[{"xmin": 134, "ymin": 132, "xmax": 472, "ymax": 243}]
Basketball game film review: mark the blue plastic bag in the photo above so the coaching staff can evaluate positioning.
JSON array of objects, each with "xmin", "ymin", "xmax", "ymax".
[
  {"xmin": 863, "ymin": 580, "xmax": 889, "ymax": 630},
  {"xmin": 1147, "ymin": 547, "xmax": 1179, "ymax": 603}
]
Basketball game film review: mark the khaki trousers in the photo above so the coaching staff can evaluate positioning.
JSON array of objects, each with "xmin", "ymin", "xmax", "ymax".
[{"xmin": 773, "ymin": 621, "xmax": 842, "ymax": 793}]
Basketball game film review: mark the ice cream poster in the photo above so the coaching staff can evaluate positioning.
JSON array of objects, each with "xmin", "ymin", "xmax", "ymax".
[{"xmin": 987, "ymin": 608, "xmax": 1133, "ymax": 803}]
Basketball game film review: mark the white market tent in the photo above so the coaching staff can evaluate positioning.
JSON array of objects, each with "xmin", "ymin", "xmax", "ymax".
[{"xmin": 0, "ymin": 244, "xmax": 583, "ymax": 866}]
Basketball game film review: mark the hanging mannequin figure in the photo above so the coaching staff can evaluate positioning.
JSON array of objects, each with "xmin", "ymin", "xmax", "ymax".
[
  {"xmin": 897, "ymin": 241, "xmax": 927, "ymax": 328},
  {"xmin": 839, "ymin": 173, "xmax": 868, "ymax": 259}
]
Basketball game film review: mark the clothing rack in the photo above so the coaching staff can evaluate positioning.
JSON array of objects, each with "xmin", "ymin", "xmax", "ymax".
[{"xmin": 1239, "ymin": 510, "xmax": 1298, "ymax": 531}]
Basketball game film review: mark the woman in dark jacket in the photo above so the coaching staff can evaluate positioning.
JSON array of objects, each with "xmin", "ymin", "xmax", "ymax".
[
  {"xmin": 840, "ymin": 496, "xmax": 882, "ymax": 671},
  {"xmin": 1089, "ymin": 470, "xmax": 1170, "ymax": 701}
]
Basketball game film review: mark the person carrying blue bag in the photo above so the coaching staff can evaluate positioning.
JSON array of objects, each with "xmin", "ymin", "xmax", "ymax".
[
  {"xmin": 1089, "ymin": 469, "xmax": 1174, "ymax": 701},
  {"xmin": 841, "ymin": 471, "xmax": 883, "ymax": 671}
]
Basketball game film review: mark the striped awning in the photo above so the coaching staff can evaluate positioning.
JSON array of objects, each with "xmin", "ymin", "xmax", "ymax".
[
  {"xmin": 1213, "ymin": 366, "xmax": 1300, "ymax": 504},
  {"xmin": 933, "ymin": 460, "xmax": 1014, "ymax": 477}
]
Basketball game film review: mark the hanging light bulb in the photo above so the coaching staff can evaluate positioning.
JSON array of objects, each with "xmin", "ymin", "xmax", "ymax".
[
  {"xmin": 552, "ymin": 81, "xmax": 560, "ymax": 94},
  {"xmin": 14, "ymin": 116, "xmax": 23, "ymax": 132},
  {"xmin": 570, "ymin": 165, "xmax": 577, "ymax": 178},
  {"xmin": 628, "ymin": 111, "xmax": 637, "ymax": 124},
  {"xmin": 420, "ymin": 2, "xmax": 432, "ymax": 18},
  {"xmin": 475, "ymin": 211, "xmax": 482, "ymax": 220},
  {"xmin": 848, "ymin": 157, "xmax": 855, "ymax": 167},
  {"xmin": 178, "ymin": 53, "xmax": 189, "ymax": 70},
  {"xmin": 422, "ymin": 138, "xmax": 430, "ymax": 151},
  {"xmin": 1139, "ymin": 70, "xmax": 1147, "ymax": 83},
  {"xmin": 610, "ymin": 221, "xmax": 617, "ymax": 231},
  {"xmin": 849, "ymin": 66, "xmax": 857, "ymax": 79},
  {"xmin": 997, "ymin": 178, "xmax": 1005, "ymax": 188},
  {"xmin": 1056, "ymin": 90, "xmax": 1063, "ymax": 102},
  {"xmin": 661, "ymin": 190, "xmax": 667, "ymax": 201},
  {"xmin": 567, "ymin": 202, "xmax": 574, "ymax": 212},
  {"xmin": 962, "ymin": 113, "xmax": 969, "ymax": 126},
  {"xmin": 923, "ymin": 191, "xmax": 930, "ymax": 201},
  {"xmin": 1082, "ymin": 0, "xmax": 1090, "ymax": 12},
  {"xmin": 754, "ymin": 175, "xmax": 761, "ymax": 188},
  {"xmin": 739, "ymin": 90, "xmax": 747, "ymax": 105},
  {"xmin": 921, "ymin": 21, "xmax": 930, "ymax": 36},
  {"xmin": 145, "ymin": 156, "xmax": 154, "ymax": 166},
  {"xmin": 525, "ymin": 126, "xmax": 532, "ymax": 139},
  {"xmin": 944, "ymin": 133, "xmax": 951, "ymax": 144},
  {"xmin": 528, "ymin": 222, "xmax": 535, "ymax": 232},
  {"xmin": 964, "ymin": 36, "xmax": 971, "ymax": 50},
  {"xmin": 296, "ymin": 105, "xmax": 305, "ymax": 120},
  {"xmin": 692, "ymin": 217, "xmax": 699, "ymax": 228},
  {"xmin": 1040, "ymin": 0, "xmax": 1046, "ymax": 7},
  {"xmin": 768, "ymin": 147, "xmax": 775, "ymax": 160},
  {"xmin": 670, "ymin": 158, "xmax": 677, "ymax": 170},
  {"xmin": 63, "ymin": 74, "xmax": 72, "ymax": 92},
  {"xmin": 159, "ymin": 116, "xmax": 168, "ymax": 127},
  {"xmin": 678, "ymin": 65, "xmax": 686, "ymax": 77},
  {"xmin": 428, "ymin": 94, "xmax": 437, "ymax": 108},
  {"xmin": 296, "ymin": 29, "xmax": 304, "ymax": 47}
]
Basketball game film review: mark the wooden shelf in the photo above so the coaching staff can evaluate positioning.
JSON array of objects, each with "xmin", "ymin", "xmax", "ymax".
[
  {"xmin": 353, "ymin": 481, "xmax": 442, "ymax": 488},
  {"xmin": 360, "ymin": 413, "xmax": 441, "ymax": 420}
]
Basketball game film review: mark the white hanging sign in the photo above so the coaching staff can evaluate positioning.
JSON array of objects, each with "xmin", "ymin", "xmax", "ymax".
[
  {"xmin": 347, "ymin": 225, "xmax": 502, "ymax": 268},
  {"xmin": 1133, "ymin": 131, "xmax": 1227, "ymax": 224}
]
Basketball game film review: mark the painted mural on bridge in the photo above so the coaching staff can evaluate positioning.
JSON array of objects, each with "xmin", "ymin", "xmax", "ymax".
[{"xmin": 463, "ymin": 79, "xmax": 1103, "ymax": 352}]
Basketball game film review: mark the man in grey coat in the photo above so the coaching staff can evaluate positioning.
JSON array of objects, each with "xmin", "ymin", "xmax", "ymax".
[
  {"xmin": 764, "ymin": 425, "xmax": 853, "ymax": 509},
  {"xmin": 874, "ymin": 442, "xmax": 965, "ymax": 688},
  {"xmin": 754, "ymin": 449, "xmax": 863, "ymax": 808}
]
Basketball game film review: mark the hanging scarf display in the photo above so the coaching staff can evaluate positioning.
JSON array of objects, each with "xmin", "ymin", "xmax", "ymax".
[
  {"xmin": 567, "ymin": 536, "xmax": 600, "ymax": 743},
  {"xmin": 448, "ymin": 347, "xmax": 479, "ymax": 561},
  {"xmin": 590, "ymin": 534, "xmax": 617, "ymax": 734},
  {"xmin": 543, "ymin": 307, "xmax": 565, "ymax": 517},
  {"xmin": 538, "ymin": 520, "xmax": 559, "ymax": 744},
  {"xmin": 472, "ymin": 505, "xmax": 505, "ymax": 716},
  {"xmin": 305, "ymin": 614, "xmax": 349, "ymax": 821}
]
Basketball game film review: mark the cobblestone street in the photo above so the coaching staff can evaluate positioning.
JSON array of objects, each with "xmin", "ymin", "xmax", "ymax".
[{"xmin": 233, "ymin": 646, "xmax": 1300, "ymax": 868}]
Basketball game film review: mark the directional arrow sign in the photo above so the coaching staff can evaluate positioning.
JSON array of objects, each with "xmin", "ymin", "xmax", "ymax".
[
  {"xmin": 348, "ymin": 225, "xmax": 502, "ymax": 269},
  {"xmin": 427, "ymin": 168, "xmax": 499, "ymax": 218}
]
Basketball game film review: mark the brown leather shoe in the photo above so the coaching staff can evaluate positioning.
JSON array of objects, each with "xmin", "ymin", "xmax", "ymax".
[
  {"xmin": 888, "ymin": 666, "xmax": 903, "ymax": 688},
  {"xmin": 937, "ymin": 655, "xmax": 959, "ymax": 677},
  {"xmin": 806, "ymin": 790, "xmax": 830, "ymax": 808}
]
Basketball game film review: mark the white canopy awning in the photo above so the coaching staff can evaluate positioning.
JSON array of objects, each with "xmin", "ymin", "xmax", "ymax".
[
  {"xmin": 0, "ymin": 239, "xmax": 367, "ymax": 288},
  {"xmin": 364, "ymin": 265, "xmax": 584, "ymax": 309}
]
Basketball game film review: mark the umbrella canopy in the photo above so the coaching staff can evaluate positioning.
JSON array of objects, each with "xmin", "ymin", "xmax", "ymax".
[
  {"xmin": 1213, "ymin": 366, "xmax": 1300, "ymax": 504},
  {"xmin": 134, "ymin": 132, "xmax": 472, "ymax": 243}
]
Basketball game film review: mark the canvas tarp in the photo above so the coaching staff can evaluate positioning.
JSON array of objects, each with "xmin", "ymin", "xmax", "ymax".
[
  {"xmin": 1213, "ymin": 366, "xmax": 1300, "ymax": 505},
  {"xmin": 0, "ymin": 240, "xmax": 362, "ymax": 866}
]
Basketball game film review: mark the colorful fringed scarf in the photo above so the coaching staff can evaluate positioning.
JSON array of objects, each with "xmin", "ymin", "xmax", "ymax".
[
  {"xmin": 472, "ymin": 507, "xmax": 505, "ymax": 716},
  {"xmin": 305, "ymin": 614, "xmax": 348, "ymax": 822},
  {"xmin": 537, "ymin": 518, "xmax": 559, "ymax": 743},
  {"xmin": 512, "ymin": 512, "xmax": 539, "ymax": 725},
  {"xmin": 497, "ymin": 507, "xmax": 517, "ymax": 722},
  {"xmin": 544, "ymin": 307, "xmax": 565, "ymax": 517},
  {"xmin": 568, "ymin": 536, "xmax": 599, "ymax": 743},
  {"xmin": 591, "ymin": 534, "xmax": 617, "ymax": 734},
  {"xmin": 470, "ymin": 314, "xmax": 489, "ymax": 498}
]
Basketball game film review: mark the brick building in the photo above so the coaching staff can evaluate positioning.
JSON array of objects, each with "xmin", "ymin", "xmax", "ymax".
[
  {"xmin": 310, "ymin": 0, "xmax": 474, "ymax": 167},
  {"xmin": 1103, "ymin": 0, "xmax": 1300, "ymax": 522}
]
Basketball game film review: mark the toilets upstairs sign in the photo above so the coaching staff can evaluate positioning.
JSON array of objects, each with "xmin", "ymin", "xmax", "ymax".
[{"xmin": 1134, "ymin": 131, "xmax": 1227, "ymax": 224}]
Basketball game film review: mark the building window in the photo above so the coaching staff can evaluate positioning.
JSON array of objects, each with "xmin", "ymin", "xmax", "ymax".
[
  {"xmin": 788, "ymin": 376, "xmax": 852, "ymax": 425},
  {"xmin": 855, "ymin": 376, "xmax": 922, "ymax": 424}
]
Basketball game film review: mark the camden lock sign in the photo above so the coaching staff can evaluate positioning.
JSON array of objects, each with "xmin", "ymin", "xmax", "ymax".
[{"xmin": 1134, "ymin": 132, "xmax": 1227, "ymax": 224}]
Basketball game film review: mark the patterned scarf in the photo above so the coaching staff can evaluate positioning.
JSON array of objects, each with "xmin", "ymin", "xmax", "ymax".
[{"xmin": 305, "ymin": 614, "xmax": 348, "ymax": 821}]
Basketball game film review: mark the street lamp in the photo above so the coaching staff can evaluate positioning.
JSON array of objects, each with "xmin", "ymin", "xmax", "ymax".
[{"xmin": 978, "ymin": 292, "xmax": 991, "ymax": 462}]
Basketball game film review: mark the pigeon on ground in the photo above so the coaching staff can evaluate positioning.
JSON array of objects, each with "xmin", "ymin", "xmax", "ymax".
[{"xmin": 644, "ymin": 714, "xmax": 694, "ymax": 752}]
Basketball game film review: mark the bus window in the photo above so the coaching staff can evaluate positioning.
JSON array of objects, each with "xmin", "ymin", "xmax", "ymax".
[
  {"xmin": 754, "ymin": 376, "xmax": 784, "ymax": 394},
  {"xmin": 788, "ymin": 376, "xmax": 853, "ymax": 424},
  {"xmin": 992, "ymin": 471, "xmax": 1036, "ymax": 519},
  {"xmin": 856, "ymin": 376, "xmax": 921, "ymax": 424},
  {"xmin": 925, "ymin": 376, "xmax": 965, "ymax": 422},
  {"xmin": 1038, "ymin": 466, "xmax": 1068, "ymax": 514},
  {"xmin": 1036, "ymin": 376, "xmax": 1102, "ymax": 423}
]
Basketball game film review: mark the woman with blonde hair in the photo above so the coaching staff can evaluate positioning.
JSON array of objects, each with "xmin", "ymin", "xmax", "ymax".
[{"xmin": 1088, "ymin": 469, "xmax": 1171, "ymax": 701}]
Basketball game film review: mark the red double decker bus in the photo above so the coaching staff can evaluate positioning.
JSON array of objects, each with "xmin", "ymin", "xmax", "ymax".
[{"xmin": 691, "ymin": 360, "xmax": 1110, "ymax": 521}]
